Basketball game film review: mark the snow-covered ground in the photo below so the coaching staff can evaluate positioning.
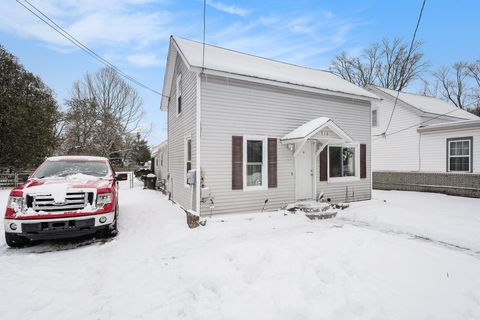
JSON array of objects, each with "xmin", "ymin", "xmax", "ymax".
[{"xmin": 0, "ymin": 184, "xmax": 479, "ymax": 320}]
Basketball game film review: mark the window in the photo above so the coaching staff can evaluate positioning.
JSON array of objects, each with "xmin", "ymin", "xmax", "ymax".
[
  {"xmin": 448, "ymin": 138, "xmax": 472, "ymax": 172},
  {"xmin": 329, "ymin": 145, "xmax": 357, "ymax": 178},
  {"xmin": 176, "ymin": 74, "xmax": 182, "ymax": 115},
  {"xmin": 160, "ymin": 152, "xmax": 164, "ymax": 167},
  {"xmin": 245, "ymin": 138, "xmax": 267, "ymax": 188},
  {"xmin": 372, "ymin": 109, "xmax": 378, "ymax": 127},
  {"xmin": 155, "ymin": 158, "xmax": 158, "ymax": 166},
  {"xmin": 185, "ymin": 138, "xmax": 191, "ymax": 183}
]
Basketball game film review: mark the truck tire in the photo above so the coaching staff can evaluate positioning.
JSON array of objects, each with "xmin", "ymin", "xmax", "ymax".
[{"xmin": 5, "ymin": 233, "xmax": 30, "ymax": 248}]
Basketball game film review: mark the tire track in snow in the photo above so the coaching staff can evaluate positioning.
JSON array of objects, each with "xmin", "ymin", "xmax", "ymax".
[{"xmin": 333, "ymin": 217, "xmax": 480, "ymax": 259}]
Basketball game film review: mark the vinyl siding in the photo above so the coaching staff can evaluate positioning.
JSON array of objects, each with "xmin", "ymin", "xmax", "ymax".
[
  {"xmin": 200, "ymin": 74, "xmax": 371, "ymax": 215},
  {"xmin": 371, "ymin": 89, "xmax": 423, "ymax": 171},
  {"xmin": 153, "ymin": 143, "xmax": 169, "ymax": 182},
  {"xmin": 167, "ymin": 52, "xmax": 197, "ymax": 210},
  {"xmin": 369, "ymin": 87, "xmax": 473, "ymax": 172},
  {"xmin": 420, "ymin": 127, "xmax": 480, "ymax": 173}
]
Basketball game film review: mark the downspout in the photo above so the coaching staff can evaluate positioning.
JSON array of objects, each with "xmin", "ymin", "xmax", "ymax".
[
  {"xmin": 418, "ymin": 131, "xmax": 422, "ymax": 171},
  {"xmin": 195, "ymin": 72, "xmax": 202, "ymax": 216}
]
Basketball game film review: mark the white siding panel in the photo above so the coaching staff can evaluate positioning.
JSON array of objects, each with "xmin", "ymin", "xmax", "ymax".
[
  {"xmin": 420, "ymin": 128, "xmax": 480, "ymax": 173},
  {"xmin": 167, "ymin": 52, "xmax": 197, "ymax": 210},
  {"xmin": 154, "ymin": 143, "xmax": 169, "ymax": 182},
  {"xmin": 371, "ymin": 91, "xmax": 422, "ymax": 171},
  {"xmin": 200, "ymin": 75, "xmax": 371, "ymax": 215}
]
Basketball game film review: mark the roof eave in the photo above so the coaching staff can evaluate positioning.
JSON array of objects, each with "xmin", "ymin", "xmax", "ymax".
[
  {"xmin": 195, "ymin": 67, "xmax": 380, "ymax": 102},
  {"xmin": 160, "ymin": 36, "xmax": 196, "ymax": 111},
  {"xmin": 418, "ymin": 119, "xmax": 480, "ymax": 132}
]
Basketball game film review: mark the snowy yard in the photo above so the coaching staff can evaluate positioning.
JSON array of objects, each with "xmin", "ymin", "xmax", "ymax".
[{"xmin": 1, "ymin": 183, "xmax": 480, "ymax": 320}]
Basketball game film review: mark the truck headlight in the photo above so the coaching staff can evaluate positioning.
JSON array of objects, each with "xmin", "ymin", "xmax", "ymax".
[
  {"xmin": 7, "ymin": 196, "xmax": 24, "ymax": 213},
  {"xmin": 96, "ymin": 193, "xmax": 112, "ymax": 207}
]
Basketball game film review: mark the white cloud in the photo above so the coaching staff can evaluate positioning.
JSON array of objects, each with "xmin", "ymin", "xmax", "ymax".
[
  {"xmin": 208, "ymin": 13, "xmax": 362, "ymax": 68},
  {"xmin": 127, "ymin": 53, "xmax": 164, "ymax": 67},
  {"xmin": 207, "ymin": 0, "xmax": 250, "ymax": 17},
  {"xmin": 0, "ymin": 1, "xmax": 172, "ymax": 49}
]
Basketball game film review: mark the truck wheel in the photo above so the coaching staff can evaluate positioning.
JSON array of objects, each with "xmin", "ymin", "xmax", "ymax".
[{"xmin": 5, "ymin": 233, "xmax": 30, "ymax": 248}]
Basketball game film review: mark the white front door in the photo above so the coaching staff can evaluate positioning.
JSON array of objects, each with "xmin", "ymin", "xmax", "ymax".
[{"xmin": 295, "ymin": 141, "xmax": 314, "ymax": 200}]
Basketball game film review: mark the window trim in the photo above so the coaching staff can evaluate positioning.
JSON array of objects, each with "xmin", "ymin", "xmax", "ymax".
[
  {"xmin": 243, "ymin": 136, "xmax": 268, "ymax": 191},
  {"xmin": 184, "ymin": 135, "xmax": 192, "ymax": 187},
  {"xmin": 327, "ymin": 143, "xmax": 360, "ymax": 183},
  {"xmin": 372, "ymin": 109, "xmax": 378, "ymax": 127},
  {"xmin": 446, "ymin": 137, "xmax": 473, "ymax": 173},
  {"xmin": 176, "ymin": 74, "xmax": 182, "ymax": 116}
]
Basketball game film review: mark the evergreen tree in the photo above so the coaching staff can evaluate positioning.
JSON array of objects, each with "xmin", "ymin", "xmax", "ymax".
[
  {"xmin": 130, "ymin": 133, "xmax": 151, "ymax": 165},
  {"xmin": 0, "ymin": 44, "xmax": 59, "ymax": 170}
]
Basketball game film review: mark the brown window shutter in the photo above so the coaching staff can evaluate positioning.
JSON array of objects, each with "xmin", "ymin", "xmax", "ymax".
[
  {"xmin": 360, "ymin": 144, "xmax": 367, "ymax": 179},
  {"xmin": 319, "ymin": 147, "xmax": 328, "ymax": 181},
  {"xmin": 268, "ymin": 138, "xmax": 277, "ymax": 188},
  {"xmin": 232, "ymin": 136, "xmax": 243, "ymax": 189}
]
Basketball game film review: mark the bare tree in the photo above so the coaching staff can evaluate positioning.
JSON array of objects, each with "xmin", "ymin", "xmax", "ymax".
[
  {"xmin": 420, "ymin": 58, "xmax": 480, "ymax": 116},
  {"xmin": 62, "ymin": 67, "xmax": 145, "ymax": 157},
  {"xmin": 467, "ymin": 59, "xmax": 480, "ymax": 109},
  {"xmin": 329, "ymin": 37, "xmax": 428, "ymax": 91},
  {"xmin": 433, "ymin": 62, "xmax": 474, "ymax": 109}
]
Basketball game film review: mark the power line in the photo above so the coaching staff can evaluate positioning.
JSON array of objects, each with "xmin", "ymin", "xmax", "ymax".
[
  {"xmin": 16, "ymin": 0, "xmax": 167, "ymax": 98},
  {"xmin": 202, "ymin": 0, "xmax": 207, "ymax": 70},
  {"xmin": 373, "ymin": 108, "xmax": 457, "ymax": 141},
  {"xmin": 382, "ymin": 0, "xmax": 426, "ymax": 136}
]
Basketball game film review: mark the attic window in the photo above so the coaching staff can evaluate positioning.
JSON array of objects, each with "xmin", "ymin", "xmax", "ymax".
[
  {"xmin": 372, "ymin": 109, "xmax": 378, "ymax": 127},
  {"xmin": 176, "ymin": 74, "xmax": 182, "ymax": 115}
]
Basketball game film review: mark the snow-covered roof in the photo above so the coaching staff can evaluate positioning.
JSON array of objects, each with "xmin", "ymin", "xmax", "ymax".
[
  {"xmin": 372, "ymin": 86, "xmax": 479, "ymax": 120},
  {"xmin": 170, "ymin": 36, "xmax": 378, "ymax": 101},
  {"xmin": 280, "ymin": 117, "xmax": 353, "ymax": 143},
  {"xmin": 418, "ymin": 119, "xmax": 480, "ymax": 132},
  {"xmin": 47, "ymin": 156, "xmax": 108, "ymax": 162},
  {"xmin": 151, "ymin": 140, "xmax": 167, "ymax": 156}
]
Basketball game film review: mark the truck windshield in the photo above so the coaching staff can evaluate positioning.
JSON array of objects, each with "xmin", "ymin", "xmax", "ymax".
[{"xmin": 32, "ymin": 160, "xmax": 111, "ymax": 178}]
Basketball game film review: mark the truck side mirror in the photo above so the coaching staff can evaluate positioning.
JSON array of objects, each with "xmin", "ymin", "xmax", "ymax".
[
  {"xmin": 17, "ymin": 173, "xmax": 29, "ymax": 184},
  {"xmin": 116, "ymin": 173, "xmax": 128, "ymax": 181}
]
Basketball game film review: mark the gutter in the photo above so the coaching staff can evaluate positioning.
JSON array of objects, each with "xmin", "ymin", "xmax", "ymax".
[
  {"xmin": 417, "ymin": 119, "xmax": 480, "ymax": 133},
  {"xmin": 190, "ymin": 67, "xmax": 380, "ymax": 103}
]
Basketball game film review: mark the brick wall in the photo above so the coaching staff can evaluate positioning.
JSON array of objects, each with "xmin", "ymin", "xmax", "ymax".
[{"xmin": 373, "ymin": 171, "xmax": 480, "ymax": 198}]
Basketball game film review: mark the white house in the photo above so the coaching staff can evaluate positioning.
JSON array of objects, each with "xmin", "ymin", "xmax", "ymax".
[
  {"xmin": 151, "ymin": 140, "xmax": 168, "ymax": 184},
  {"xmin": 160, "ymin": 36, "xmax": 379, "ymax": 215},
  {"xmin": 367, "ymin": 85, "xmax": 480, "ymax": 197}
]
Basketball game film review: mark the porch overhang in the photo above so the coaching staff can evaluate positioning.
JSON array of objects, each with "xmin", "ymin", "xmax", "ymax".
[
  {"xmin": 281, "ymin": 117, "xmax": 353, "ymax": 143},
  {"xmin": 280, "ymin": 117, "xmax": 353, "ymax": 156}
]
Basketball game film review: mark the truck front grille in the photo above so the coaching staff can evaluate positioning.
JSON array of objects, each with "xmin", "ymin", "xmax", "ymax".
[{"xmin": 31, "ymin": 192, "xmax": 94, "ymax": 212}]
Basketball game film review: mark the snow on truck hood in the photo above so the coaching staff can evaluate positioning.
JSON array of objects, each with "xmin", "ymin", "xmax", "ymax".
[{"xmin": 22, "ymin": 175, "xmax": 111, "ymax": 202}]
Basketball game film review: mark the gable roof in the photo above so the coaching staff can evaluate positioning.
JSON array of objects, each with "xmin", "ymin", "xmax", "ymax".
[
  {"xmin": 161, "ymin": 36, "xmax": 378, "ymax": 109},
  {"xmin": 280, "ymin": 117, "xmax": 353, "ymax": 144},
  {"xmin": 151, "ymin": 140, "xmax": 167, "ymax": 156},
  {"xmin": 371, "ymin": 86, "xmax": 479, "ymax": 120}
]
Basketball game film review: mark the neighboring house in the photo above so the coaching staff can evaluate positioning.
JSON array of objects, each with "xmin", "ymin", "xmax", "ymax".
[
  {"xmin": 367, "ymin": 85, "xmax": 480, "ymax": 197},
  {"xmin": 151, "ymin": 140, "xmax": 168, "ymax": 184},
  {"xmin": 160, "ymin": 36, "xmax": 379, "ymax": 215}
]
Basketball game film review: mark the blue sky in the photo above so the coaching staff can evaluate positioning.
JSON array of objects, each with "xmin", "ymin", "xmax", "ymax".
[{"xmin": 1, "ymin": 0, "xmax": 478, "ymax": 145}]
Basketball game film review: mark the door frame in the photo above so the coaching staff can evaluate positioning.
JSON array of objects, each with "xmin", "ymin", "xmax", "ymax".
[{"xmin": 294, "ymin": 140, "xmax": 315, "ymax": 200}]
